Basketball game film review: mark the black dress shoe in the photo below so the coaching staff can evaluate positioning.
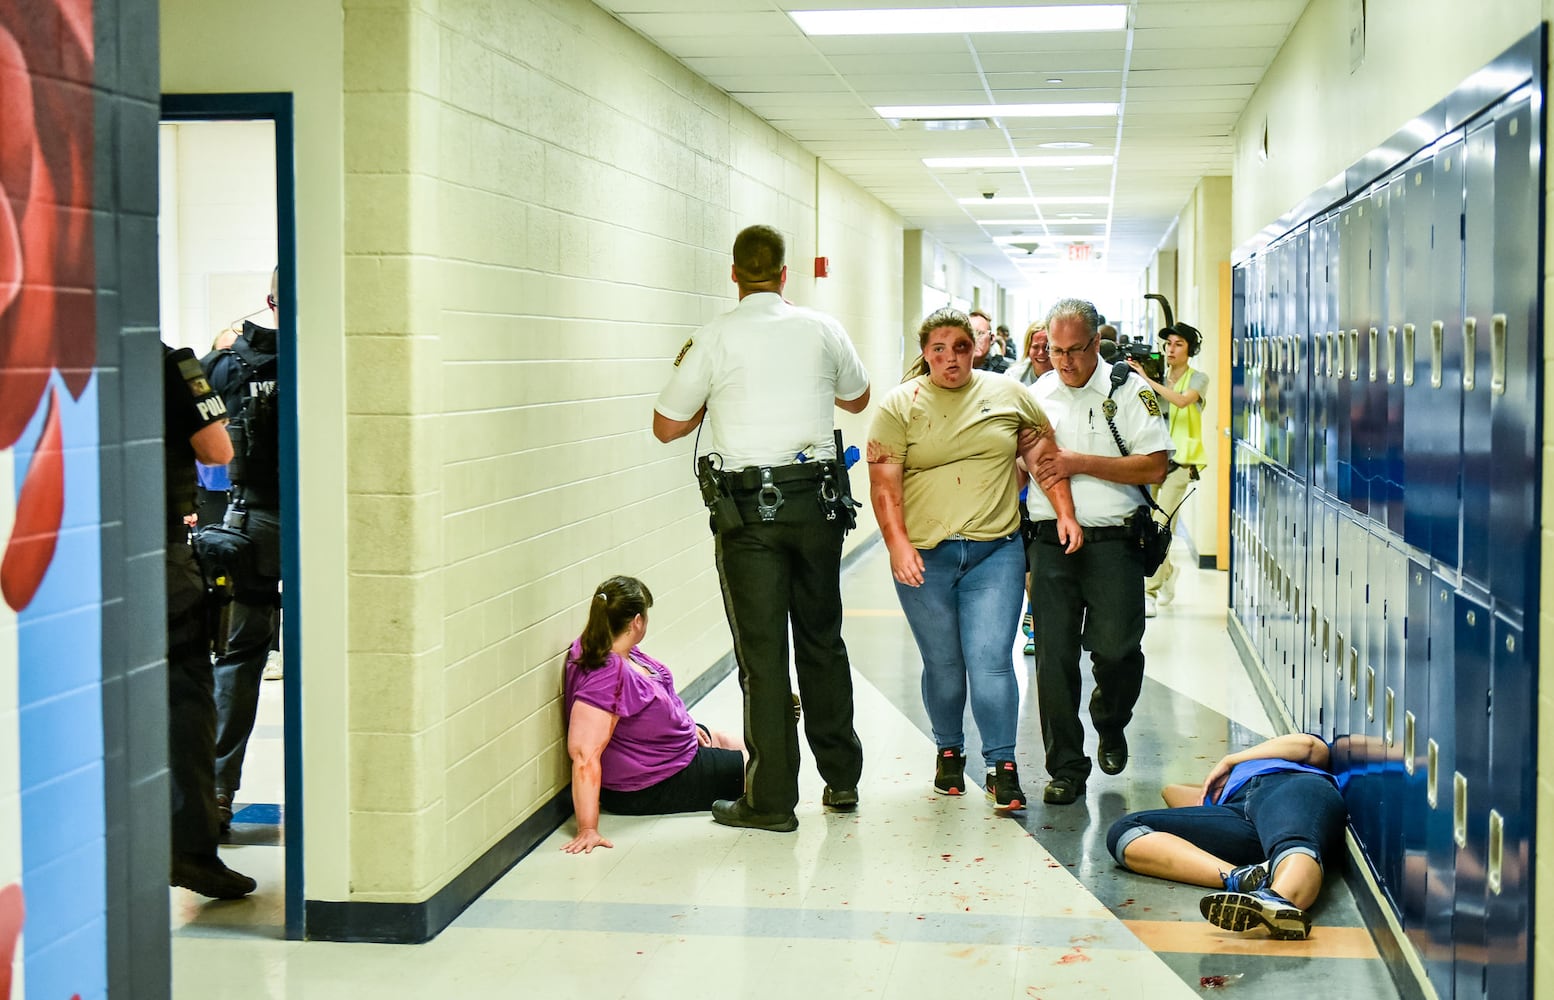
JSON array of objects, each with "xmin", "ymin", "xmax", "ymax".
[
  {"xmin": 822, "ymin": 786, "xmax": 859, "ymax": 811},
  {"xmin": 171, "ymin": 854, "xmax": 257, "ymax": 899},
  {"xmin": 1042, "ymin": 776, "xmax": 1086, "ymax": 805},
  {"xmin": 712, "ymin": 798, "xmax": 798, "ymax": 832},
  {"xmin": 1098, "ymin": 735, "xmax": 1129, "ymax": 775}
]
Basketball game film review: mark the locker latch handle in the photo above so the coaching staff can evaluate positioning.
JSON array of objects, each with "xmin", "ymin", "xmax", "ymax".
[
  {"xmin": 1384, "ymin": 687, "xmax": 1394, "ymax": 745},
  {"xmin": 1488, "ymin": 809, "xmax": 1504, "ymax": 895},
  {"xmin": 1490, "ymin": 313, "xmax": 1507, "ymax": 395},
  {"xmin": 1349, "ymin": 647, "xmax": 1359, "ymax": 700},
  {"xmin": 1386, "ymin": 325, "xmax": 1397, "ymax": 384},
  {"xmin": 1427, "ymin": 739, "xmax": 1438, "ymax": 807},
  {"xmin": 1462, "ymin": 316, "xmax": 1477, "ymax": 391},
  {"xmin": 1348, "ymin": 328, "xmax": 1360, "ymax": 381},
  {"xmin": 1404, "ymin": 711, "xmax": 1416, "ymax": 775},
  {"xmin": 1430, "ymin": 321, "xmax": 1444, "ymax": 388},
  {"xmin": 1367, "ymin": 327, "xmax": 1379, "ymax": 382},
  {"xmin": 1402, "ymin": 323, "xmax": 1415, "ymax": 386},
  {"xmin": 1453, "ymin": 772, "xmax": 1468, "ymax": 847}
]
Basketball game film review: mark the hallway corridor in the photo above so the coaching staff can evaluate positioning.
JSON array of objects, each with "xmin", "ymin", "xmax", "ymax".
[{"xmin": 171, "ymin": 540, "xmax": 1402, "ymax": 998}]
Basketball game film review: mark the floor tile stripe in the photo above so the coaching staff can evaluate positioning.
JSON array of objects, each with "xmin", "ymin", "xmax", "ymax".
[
  {"xmin": 460, "ymin": 899, "xmax": 1148, "ymax": 952},
  {"xmin": 1123, "ymin": 919, "xmax": 1381, "ymax": 959}
]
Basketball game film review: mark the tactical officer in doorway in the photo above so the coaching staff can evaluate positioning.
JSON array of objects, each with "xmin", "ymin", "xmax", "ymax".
[
  {"xmin": 202, "ymin": 269, "xmax": 283, "ymax": 831},
  {"xmin": 164, "ymin": 343, "xmax": 256, "ymax": 898},
  {"xmin": 653, "ymin": 225, "xmax": 871, "ymax": 832}
]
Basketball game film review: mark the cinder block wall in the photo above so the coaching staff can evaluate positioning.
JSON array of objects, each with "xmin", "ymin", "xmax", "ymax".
[{"xmin": 341, "ymin": 0, "xmax": 904, "ymax": 901}]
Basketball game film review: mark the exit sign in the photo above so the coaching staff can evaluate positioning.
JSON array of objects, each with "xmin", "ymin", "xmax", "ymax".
[{"xmin": 1067, "ymin": 243, "xmax": 1092, "ymax": 262}]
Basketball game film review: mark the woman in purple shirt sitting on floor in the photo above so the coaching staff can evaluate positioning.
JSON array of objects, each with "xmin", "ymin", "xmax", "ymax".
[{"xmin": 562, "ymin": 575, "xmax": 745, "ymax": 854}]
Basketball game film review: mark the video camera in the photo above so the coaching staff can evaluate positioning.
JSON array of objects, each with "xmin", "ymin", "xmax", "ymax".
[{"xmin": 1118, "ymin": 340, "xmax": 1163, "ymax": 382}]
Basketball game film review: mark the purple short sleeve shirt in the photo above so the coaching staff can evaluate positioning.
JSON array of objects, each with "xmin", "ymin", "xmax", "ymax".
[{"xmin": 563, "ymin": 639, "xmax": 699, "ymax": 791}]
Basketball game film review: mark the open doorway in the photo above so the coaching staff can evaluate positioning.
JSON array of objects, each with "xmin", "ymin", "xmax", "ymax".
[{"xmin": 159, "ymin": 94, "xmax": 302, "ymax": 939}]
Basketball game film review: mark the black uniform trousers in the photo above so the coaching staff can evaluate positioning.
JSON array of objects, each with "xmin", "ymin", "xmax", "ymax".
[
  {"xmin": 714, "ymin": 487, "xmax": 863, "ymax": 815},
  {"xmin": 167, "ymin": 531, "xmax": 221, "ymax": 859},
  {"xmin": 1028, "ymin": 532, "xmax": 1146, "ymax": 783}
]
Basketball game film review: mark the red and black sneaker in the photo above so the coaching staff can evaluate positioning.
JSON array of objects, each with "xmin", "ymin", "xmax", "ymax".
[
  {"xmin": 933, "ymin": 748, "xmax": 966, "ymax": 795},
  {"xmin": 986, "ymin": 760, "xmax": 1026, "ymax": 811}
]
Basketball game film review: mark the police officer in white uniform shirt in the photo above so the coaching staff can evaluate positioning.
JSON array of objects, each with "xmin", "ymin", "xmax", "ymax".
[
  {"xmin": 1025, "ymin": 298, "xmax": 1171, "ymax": 806},
  {"xmin": 653, "ymin": 224, "xmax": 871, "ymax": 832}
]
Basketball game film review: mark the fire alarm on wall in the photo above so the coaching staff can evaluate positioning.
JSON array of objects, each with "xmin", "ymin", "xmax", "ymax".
[{"xmin": 814, "ymin": 256, "xmax": 830, "ymax": 278}]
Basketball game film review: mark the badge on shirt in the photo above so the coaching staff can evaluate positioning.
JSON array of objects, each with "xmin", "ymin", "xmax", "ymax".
[
  {"xmin": 1140, "ymin": 390, "xmax": 1162, "ymax": 418},
  {"xmin": 673, "ymin": 338, "xmax": 693, "ymax": 367},
  {"xmin": 1102, "ymin": 398, "xmax": 1117, "ymax": 420}
]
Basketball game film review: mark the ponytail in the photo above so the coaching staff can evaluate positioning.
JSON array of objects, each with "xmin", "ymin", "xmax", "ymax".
[{"xmin": 577, "ymin": 575, "xmax": 654, "ymax": 669}]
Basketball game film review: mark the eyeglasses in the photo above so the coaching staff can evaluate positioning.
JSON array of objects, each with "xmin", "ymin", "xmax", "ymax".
[{"xmin": 1047, "ymin": 335, "xmax": 1096, "ymax": 360}]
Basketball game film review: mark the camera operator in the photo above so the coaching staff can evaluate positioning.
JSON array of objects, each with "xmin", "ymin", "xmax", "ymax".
[{"xmin": 1127, "ymin": 322, "xmax": 1208, "ymax": 614}]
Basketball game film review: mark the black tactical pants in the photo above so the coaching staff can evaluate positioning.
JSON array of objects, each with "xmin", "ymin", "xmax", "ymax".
[
  {"xmin": 714, "ymin": 488, "xmax": 863, "ymax": 815},
  {"xmin": 167, "ymin": 535, "xmax": 220, "ymax": 858}
]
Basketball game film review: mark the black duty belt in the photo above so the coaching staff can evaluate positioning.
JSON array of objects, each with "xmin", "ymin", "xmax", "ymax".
[
  {"xmin": 720, "ymin": 463, "xmax": 824, "ymax": 492},
  {"xmin": 1031, "ymin": 519, "xmax": 1132, "ymax": 543}
]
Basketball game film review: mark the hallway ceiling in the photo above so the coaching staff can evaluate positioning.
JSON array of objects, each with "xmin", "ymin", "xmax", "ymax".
[{"xmin": 590, "ymin": 0, "xmax": 1309, "ymax": 286}]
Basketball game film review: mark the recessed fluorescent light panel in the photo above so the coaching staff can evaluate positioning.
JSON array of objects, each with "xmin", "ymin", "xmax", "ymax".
[
  {"xmin": 877, "ymin": 103, "xmax": 1117, "ymax": 119},
  {"xmin": 925, "ymin": 155, "xmax": 1113, "ymax": 168},
  {"xmin": 979, "ymin": 219, "xmax": 1106, "ymax": 226},
  {"xmin": 1038, "ymin": 141, "xmax": 1095, "ymax": 149},
  {"xmin": 791, "ymin": 5, "xmax": 1127, "ymax": 36},
  {"xmin": 958, "ymin": 196, "xmax": 1112, "ymax": 206}
]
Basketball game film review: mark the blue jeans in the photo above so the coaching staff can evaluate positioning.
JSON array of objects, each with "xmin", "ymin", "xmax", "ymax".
[
  {"xmin": 1106, "ymin": 771, "xmax": 1348, "ymax": 876},
  {"xmin": 894, "ymin": 533, "xmax": 1025, "ymax": 769}
]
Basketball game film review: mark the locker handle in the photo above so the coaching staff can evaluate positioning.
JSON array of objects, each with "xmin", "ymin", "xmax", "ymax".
[
  {"xmin": 1402, "ymin": 323, "xmax": 1415, "ymax": 386},
  {"xmin": 1365, "ymin": 665, "xmax": 1375, "ymax": 720},
  {"xmin": 1322, "ymin": 618, "xmax": 1331, "ymax": 661},
  {"xmin": 1488, "ymin": 809, "xmax": 1504, "ymax": 895},
  {"xmin": 1453, "ymin": 772, "xmax": 1467, "ymax": 848},
  {"xmin": 1348, "ymin": 329, "xmax": 1359, "ymax": 381},
  {"xmin": 1384, "ymin": 687, "xmax": 1395, "ymax": 745},
  {"xmin": 1386, "ymin": 325, "xmax": 1397, "ymax": 384},
  {"xmin": 1367, "ymin": 327, "xmax": 1379, "ymax": 382},
  {"xmin": 1349, "ymin": 647, "xmax": 1359, "ymax": 700},
  {"xmin": 1427, "ymin": 739, "xmax": 1438, "ymax": 808},
  {"xmin": 1462, "ymin": 316, "xmax": 1477, "ymax": 391},
  {"xmin": 1232, "ymin": 338, "xmax": 1239, "ymax": 366},
  {"xmin": 1491, "ymin": 313, "xmax": 1507, "ymax": 395},
  {"xmin": 1404, "ymin": 711, "xmax": 1416, "ymax": 774},
  {"xmin": 1430, "ymin": 321, "xmax": 1444, "ymax": 388},
  {"xmin": 1326, "ymin": 331, "xmax": 1336, "ymax": 379},
  {"xmin": 1334, "ymin": 627, "xmax": 1344, "ymax": 672}
]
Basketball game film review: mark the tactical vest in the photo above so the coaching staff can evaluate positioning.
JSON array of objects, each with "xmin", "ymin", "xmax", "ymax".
[{"xmin": 220, "ymin": 333, "xmax": 280, "ymax": 505}]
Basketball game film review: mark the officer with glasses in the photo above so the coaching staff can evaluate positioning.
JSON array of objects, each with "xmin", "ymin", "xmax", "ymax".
[{"xmin": 1024, "ymin": 298, "xmax": 1171, "ymax": 805}]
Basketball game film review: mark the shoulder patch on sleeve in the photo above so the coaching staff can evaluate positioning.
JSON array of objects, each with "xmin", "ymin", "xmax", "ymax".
[
  {"xmin": 673, "ymin": 338, "xmax": 694, "ymax": 367},
  {"xmin": 1140, "ymin": 389, "xmax": 1162, "ymax": 418}
]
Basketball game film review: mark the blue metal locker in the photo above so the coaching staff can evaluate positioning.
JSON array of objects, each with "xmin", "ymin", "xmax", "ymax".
[
  {"xmin": 1452, "ymin": 590, "xmax": 1492, "ymax": 1000},
  {"xmin": 1314, "ymin": 214, "xmax": 1339, "ymax": 498},
  {"xmin": 1427, "ymin": 136, "xmax": 1466, "ymax": 569},
  {"xmin": 1335, "ymin": 206, "xmax": 1358, "ymax": 509},
  {"xmin": 1484, "ymin": 614, "xmax": 1531, "ymax": 1000},
  {"xmin": 1460, "ymin": 122, "xmax": 1496, "ymax": 592},
  {"xmin": 1367, "ymin": 182, "xmax": 1396, "ymax": 529},
  {"xmin": 1401, "ymin": 150, "xmax": 1437, "ymax": 552},
  {"xmin": 1380, "ymin": 540, "xmax": 1409, "ymax": 909},
  {"xmin": 1291, "ymin": 230, "xmax": 1311, "ymax": 480},
  {"xmin": 1487, "ymin": 95, "xmax": 1539, "ymax": 618},
  {"xmin": 1423, "ymin": 572, "xmax": 1458, "ymax": 1000},
  {"xmin": 1401, "ymin": 559, "xmax": 1433, "ymax": 948},
  {"xmin": 1382, "ymin": 174, "xmax": 1408, "ymax": 536}
]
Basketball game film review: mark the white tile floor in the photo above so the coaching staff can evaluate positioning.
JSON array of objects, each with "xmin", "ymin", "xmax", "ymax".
[{"xmin": 172, "ymin": 538, "xmax": 1400, "ymax": 999}]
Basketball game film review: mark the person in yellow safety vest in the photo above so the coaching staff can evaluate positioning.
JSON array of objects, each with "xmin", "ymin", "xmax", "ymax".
[{"xmin": 1127, "ymin": 322, "xmax": 1207, "ymax": 616}]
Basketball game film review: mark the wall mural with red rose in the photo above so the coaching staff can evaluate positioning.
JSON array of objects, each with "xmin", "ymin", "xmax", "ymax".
[{"xmin": 1, "ymin": 0, "xmax": 101, "ymax": 998}]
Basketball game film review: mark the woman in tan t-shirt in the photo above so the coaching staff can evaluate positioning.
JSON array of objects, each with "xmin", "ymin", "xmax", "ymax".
[{"xmin": 867, "ymin": 308, "xmax": 1081, "ymax": 813}]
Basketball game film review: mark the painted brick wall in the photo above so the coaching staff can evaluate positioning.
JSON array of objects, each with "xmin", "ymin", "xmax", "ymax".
[{"xmin": 339, "ymin": 0, "xmax": 904, "ymax": 900}]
